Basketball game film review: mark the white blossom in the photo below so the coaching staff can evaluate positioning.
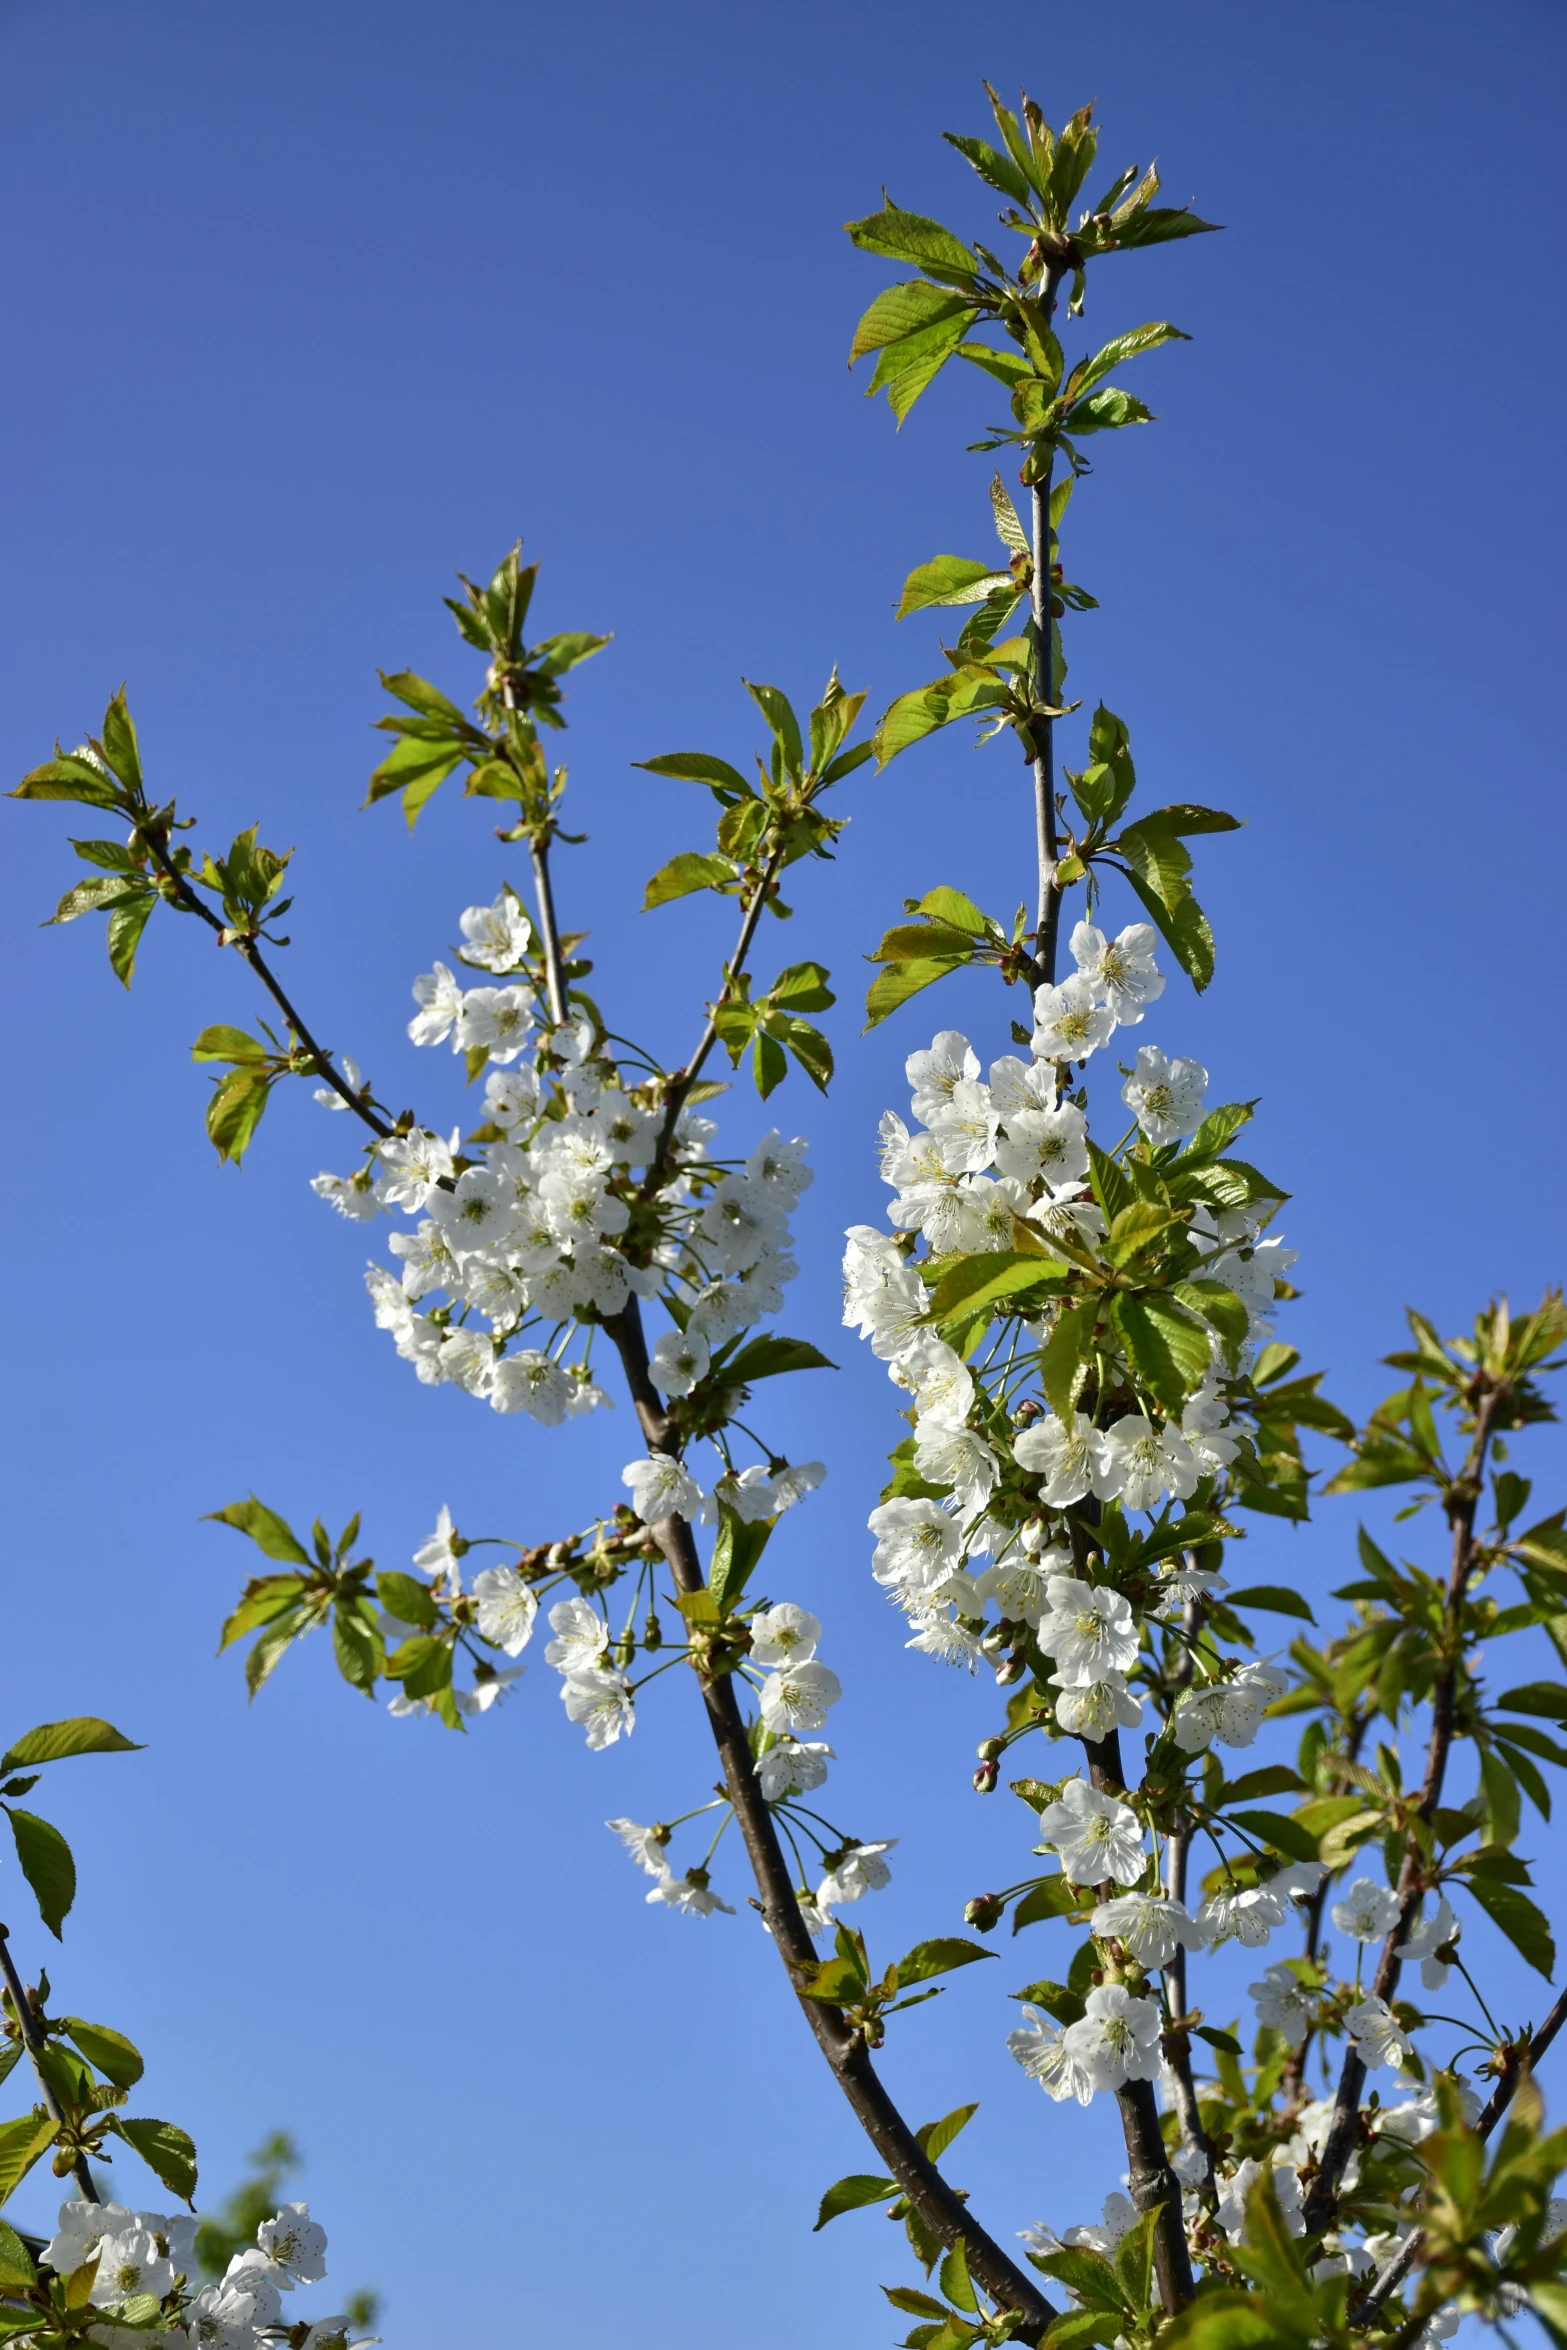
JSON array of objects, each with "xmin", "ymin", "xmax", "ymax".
[
  {"xmin": 472, "ymin": 1564, "xmax": 538, "ymax": 1655},
  {"xmin": 1036, "ymin": 1575, "xmax": 1140, "ymax": 1684},
  {"xmin": 759, "ymin": 1659, "xmax": 842, "ymax": 1733},
  {"xmin": 491, "ymin": 1350, "xmax": 573, "ymax": 1424},
  {"xmin": 1332, "ymin": 1877, "xmax": 1402, "ymax": 1945},
  {"xmin": 1052, "ymin": 1674, "xmax": 1144, "ymax": 1739},
  {"xmin": 648, "ymin": 1326, "xmax": 711, "ymax": 1396},
  {"xmin": 914, "ymin": 1419, "xmax": 999, "ymax": 1513},
  {"xmin": 607, "ymin": 1817, "xmax": 670, "ymax": 1876},
  {"xmin": 458, "ymin": 889, "xmax": 533, "ymax": 972},
  {"xmin": 1013, "ymin": 1412, "xmax": 1106, "ymax": 1508},
  {"xmin": 1036, "ymin": 1779, "xmax": 1146, "ymax": 1886},
  {"xmin": 1032, "ymin": 974, "xmax": 1116, "ymax": 1063},
  {"xmin": 1197, "ymin": 1882, "xmax": 1289, "ymax": 1949},
  {"xmin": 408, "ymin": 962, "xmax": 463, "ymax": 1047},
  {"xmin": 543, "ymin": 1597, "xmax": 608, "ymax": 1674},
  {"xmin": 257, "ymin": 2203, "xmax": 328, "ymax": 2285},
  {"xmin": 816, "ymin": 1840, "xmax": 895, "ymax": 1917},
  {"xmin": 992, "ymin": 1102, "xmax": 1090, "ymax": 1187},
  {"xmin": 1097, "ymin": 1413, "xmax": 1199, "ymax": 1511},
  {"xmin": 907, "ymin": 1031, "xmax": 979, "ymax": 1124},
  {"xmin": 1007, "ymin": 2006, "xmax": 1097, "ymax": 2106},
  {"xmin": 1091, "ymin": 1892, "xmax": 1209, "ymax": 1967},
  {"xmin": 1345, "ymin": 1993, "xmax": 1413, "ymax": 2071},
  {"xmin": 1121, "ymin": 1045, "xmax": 1208, "ymax": 1146},
  {"xmin": 622, "ymin": 1454, "xmax": 704, "ymax": 1525},
  {"xmin": 1172, "ymin": 1662, "xmax": 1288, "ymax": 1752},
  {"xmin": 1396, "ymin": 1896, "xmax": 1461, "ymax": 1990},
  {"xmin": 868, "ymin": 1499, "xmax": 963, "ymax": 1597},
  {"xmin": 647, "ymin": 1868, "xmax": 735, "ymax": 1917},
  {"xmin": 1063, "ymin": 1983, "xmax": 1163, "ymax": 2091},
  {"xmin": 1249, "ymin": 1963, "xmax": 1315, "ymax": 2044},
  {"xmin": 560, "ymin": 1666, "xmax": 634, "ymax": 1749},
  {"xmin": 1070, "ymin": 920, "xmax": 1165, "ymax": 1025},
  {"xmin": 748, "ymin": 1603, "xmax": 821, "ymax": 1668},
  {"xmin": 756, "ymin": 1737, "xmax": 834, "ymax": 1800}
]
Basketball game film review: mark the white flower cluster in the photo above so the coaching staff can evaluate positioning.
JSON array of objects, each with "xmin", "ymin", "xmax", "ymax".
[
  {"xmin": 40, "ymin": 2197, "xmax": 367, "ymax": 2350},
  {"xmin": 310, "ymin": 894, "xmax": 814, "ymax": 1429}
]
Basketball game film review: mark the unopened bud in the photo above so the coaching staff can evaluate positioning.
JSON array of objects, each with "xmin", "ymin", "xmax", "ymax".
[
  {"xmin": 1020, "ymin": 1516, "xmax": 1047, "ymax": 1554},
  {"xmin": 964, "ymin": 1891, "xmax": 1005, "ymax": 1931},
  {"xmin": 994, "ymin": 1654, "xmax": 1026, "ymax": 1686},
  {"xmin": 976, "ymin": 1737, "xmax": 1004, "ymax": 1763},
  {"xmin": 642, "ymin": 1612, "xmax": 664, "ymax": 1651},
  {"xmin": 972, "ymin": 1758, "xmax": 999, "ymax": 1793}
]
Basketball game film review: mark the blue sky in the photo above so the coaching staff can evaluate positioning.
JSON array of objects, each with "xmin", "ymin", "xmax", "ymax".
[{"xmin": 2, "ymin": 0, "xmax": 1565, "ymax": 2340}]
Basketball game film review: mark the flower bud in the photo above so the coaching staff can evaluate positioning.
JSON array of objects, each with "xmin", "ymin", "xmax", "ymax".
[
  {"xmin": 975, "ymin": 1737, "xmax": 1004, "ymax": 1763},
  {"xmin": 964, "ymin": 1891, "xmax": 1005, "ymax": 1930},
  {"xmin": 993, "ymin": 1654, "xmax": 1026, "ymax": 1686},
  {"xmin": 972, "ymin": 1758, "xmax": 999, "ymax": 1793}
]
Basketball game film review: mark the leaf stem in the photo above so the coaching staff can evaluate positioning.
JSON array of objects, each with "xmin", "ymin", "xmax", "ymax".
[{"xmin": 640, "ymin": 849, "xmax": 784, "ymax": 1200}]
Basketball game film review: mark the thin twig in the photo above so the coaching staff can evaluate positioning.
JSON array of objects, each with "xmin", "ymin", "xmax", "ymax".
[
  {"xmin": 138, "ymin": 834, "xmax": 393, "ymax": 1140},
  {"xmin": 1028, "ymin": 262, "xmax": 1066, "ymax": 987},
  {"xmin": 640, "ymin": 849, "xmax": 784, "ymax": 1200},
  {"xmin": 1355, "ymin": 1981, "xmax": 1567, "ymax": 2322},
  {"xmin": 0, "ymin": 1926, "xmax": 98, "ymax": 2203},
  {"xmin": 1303, "ymin": 1388, "xmax": 1504, "ymax": 2233}
]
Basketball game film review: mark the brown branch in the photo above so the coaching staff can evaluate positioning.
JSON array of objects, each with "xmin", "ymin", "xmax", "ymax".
[
  {"xmin": 1028, "ymin": 263, "xmax": 1066, "ymax": 988},
  {"xmin": 1302, "ymin": 1387, "xmax": 1504, "ymax": 2234},
  {"xmin": 1082, "ymin": 1728, "xmax": 1196, "ymax": 2309},
  {"xmin": 1354, "ymin": 1980, "xmax": 1567, "ymax": 2324},
  {"xmin": 602, "ymin": 1298, "xmax": 1056, "ymax": 2338},
  {"xmin": 528, "ymin": 836, "xmax": 569, "ymax": 1027},
  {"xmin": 0, "ymin": 1926, "xmax": 98, "ymax": 2204}
]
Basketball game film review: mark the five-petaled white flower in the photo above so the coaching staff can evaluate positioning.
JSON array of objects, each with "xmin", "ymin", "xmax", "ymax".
[
  {"xmin": 1249, "ymin": 1963, "xmax": 1315, "ymax": 2045},
  {"xmin": 1007, "ymin": 2006, "xmax": 1098, "ymax": 2106},
  {"xmin": 1396, "ymin": 1896, "xmax": 1461, "ymax": 1990},
  {"xmin": 758, "ymin": 1659, "xmax": 843, "ymax": 1734},
  {"xmin": 1121, "ymin": 1045, "xmax": 1208, "ymax": 1146},
  {"xmin": 1032, "ymin": 975, "xmax": 1117, "ymax": 1064},
  {"xmin": 748, "ymin": 1603, "xmax": 821, "ymax": 1668},
  {"xmin": 1345, "ymin": 1993, "xmax": 1413, "ymax": 2071},
  {"xmin": 622, "ymin": 1454, "xmax": 704, "ymax": 1525},
  {"xmin": 1069, "ymin": 920, "xmax": 1166, "ymax": 1025},
  {"xmin": 472, "ymin": 1564, "xmax": 538, "ymax": 1655},
  {"xmin": 1063, "ymin": 1983, "xmax": 1163, "ymax": 2091},
  {"xmin": 1332, "ymin": 1877, "xmax": 1402, "ymax": 1945},
  {"xmin": 1036, "ymin": 1779, "xmax": 1146, "ymax": 1886},
  {"xmin": 1091, "ymin": 1893, "xmax": 1209, "ymax": 1968}
]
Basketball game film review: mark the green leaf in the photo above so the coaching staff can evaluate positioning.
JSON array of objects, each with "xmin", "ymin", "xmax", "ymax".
[
  {"xmin": 364, "ymin": 732, "xmax": 465, "ymax": 818},
  {"xmin": 1040, "ymin": 2316, "xmax": 1122, "ymax": 2350},
  {"xmin": 917, "ymin": 887, "xmax": 989, "ymax": 934},
  {"xmin": 62, "ymin": 2019, "xmax": 144, "ymax": 2090},
  {"xmin": 100, "ymin": 691, "xmax": 144, "ymax": 793},
  {"xmin": 720, "ymin": 1334, "xmax": 836, "ymax": 1382},
  {"xmin": 849, "ymin": 278, "xmax": 970, "ymax": 361},
  {"xmin": 190, "ymin": 1024, "xmax": 267, "ymax": 1065},
  {"xmin": 1496, "ymin": 1682, "xmax": 1567, "ymax": 1722},
  {"xmin": 0, "ymin": 1718, "xmax": 141, "ymax": 1774},
  {"xmin": 643, "ymin": 852, "xmax": 736, "ymax": 910},
  {"xmin": 218, "ymin": 1575, "xmax": 306, "ymax": 1651},
  {"xmin": 206, "ymin": 1497, "xmax": 312, "ymax": 1566},
  {"xmin": 1067, "ymin": 321, "xmax": 1190, "ymax": 400},
  {"xmin": 332, "ymin": 1601, "xmax": 383, "ymax": 1697},
  {"xmin": 767, "ymin": 961, "xmax": 835, "ymax": 1012},
  {"xmin": 109, "ymin": 2116, "xmax": 198, "ymax": 2205},
  {"xmin": 1323, "ymin": 1438, "xmax": 1430, "ymax": 1495},
  {"xmin": 845, "ymin": 204, "xmax": 978, "ymax": 281},
  {"xmin": 1225, "ymin": 1586, "xmax": 1316, "ymax": 1622},
  {"xmin": 11, "ymin": 753, "xmax": 120, "ymax": 807},
  {"xmin": 0, "ymin": 2219, "xmax": 37, "ymax": 2291},
  {"xmin": 6, "ymin": 1809, "xmax": 75, "ymax": 1937},
  {"xmin": 384, "ymin": 1635, "xmax": 453, "ymax": 1700},
  {"xmin": 47, "ymin": 875, "xmax": 145, "ymax": 926},
  {"xmin": 930, "ymin": 1250, "xmax": 1067, "ymax": 1328},
  {"xmin": 916, "ymin": 2102, "xmax": 978, "ymax": 2162},
  {"xmin": 1012, "ymin": 1874, "xmax": 1086, "ymax": 1931},
  {"xmin": 896, "ymin": 557, "xmax": 1011, "ymax": 619},
  {"xmin": 813, "ymin": 2173, "xmax": 899, "ymax": 2229},
  {"xmin": 1465, "ymin": 1873, "xmax": 1555, "ymax": 1977},
  {"xmin": 1180, "ymin": 1103, "xmax": 1255, "ymax": 1160},
  {"xmin": 873, "ymin": 671, "xmax": 1007, "ymax": 765},
  {"xmin": 776, "ymin": 1016, "xmax": 833, "ymax": 1092},
  {"xmin": 864, "ymin": 956, "xmax": 970, "ymax": 1030},
  {"xmin": 939, "ymin": 2239, "xmax": 978, "ymax": 2315},
  {"xmin": 1224, "ymin": 1810, "xmax": 1321, "ymax": 1865},
  {"xmin": 1031, "ymin": 2246, "xmax": 1124, "ymax": 2313},
  {"xmin": 744, "ymin": 681, "xmax": 804, "ymax": 778},
  {"xmin": 895, "ymin": 1938, "xmax": 995, "ymax": 1987},
  {"xmin": 708, "ymin": 1506, "xmax": 774, "ymax": 1615},
  {"xmin": 376, "ymin": 1571, "xmax": 439, "ymax": 1628},
  {"xmin": 1039, "ymin": 1298, "xmax": 1097, "ymax": 1420},
  {"xmin": 884, "ymin": 2287, "xmax": 951, "ymax": 2321},
  {"xmin": 204, "ymin": 1066, "xmax": 272, "ymax": 1165},
  {"xmin": 1110, "ymin": 1292, "xmax": 1212, "ymax": 1412},
  {"xmin": 0, "ymin": 2115, "xmax": 58, "ymax": 2208},
  {"xmin": 633, "ymin": 751, "xmax": 751, "ymax": 795},
  {"xmin": 1118, "ymin": 865, "xmax": 1216, "ymax": 993},
  {"xmin": 106, "ymin": 893, "xmax": 156, "ymax": 987}
]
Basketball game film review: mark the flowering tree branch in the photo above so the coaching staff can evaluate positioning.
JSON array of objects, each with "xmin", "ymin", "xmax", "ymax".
[{"xmin": 0, "ymin": 1928, "xmax": 98, "ymax": 2206}]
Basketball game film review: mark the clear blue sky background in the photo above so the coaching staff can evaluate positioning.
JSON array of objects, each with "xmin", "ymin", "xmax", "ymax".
[{"xmin": 2, "ymin": 2, "xmax": 1565, "ymax": 2340}]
